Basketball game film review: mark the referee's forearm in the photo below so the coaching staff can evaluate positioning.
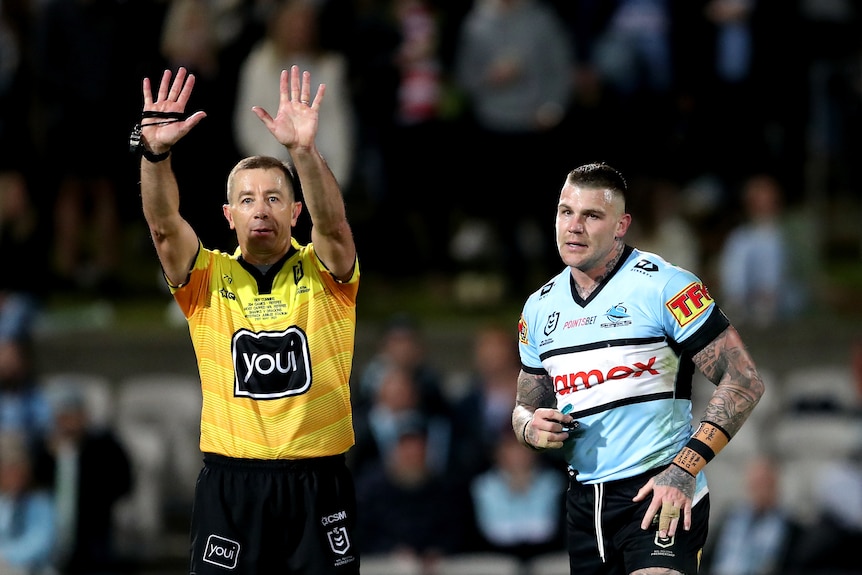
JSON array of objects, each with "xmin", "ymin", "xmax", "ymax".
[{"xmin": 140, "ymin": 155, "xmax": 181, "ymax": 226}]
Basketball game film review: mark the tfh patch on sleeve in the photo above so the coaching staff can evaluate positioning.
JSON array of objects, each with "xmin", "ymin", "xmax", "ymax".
[
  {"xmin": 518, "ymin": 315, "xmax": 529, "ymax": 345},
  {"xmin": 665, "ymin": 282, "xmax": 714, "ymax": 327}
]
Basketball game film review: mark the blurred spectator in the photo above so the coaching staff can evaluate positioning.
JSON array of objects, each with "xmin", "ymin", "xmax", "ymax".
[
  {"xmin": 693, "ymin": 0, "xmax": 761, "ymax": 181},
  {"xmin": 790, "ymin": 455, "xmax": 862, "ymax": 575},
  {"xmin": 351, "ymin": 365, "xmax": 453, "ymax": 479},
  {"xmin": 34, "ymin": 0, "xmax": 139, "ymax": 294},
  {"xmin": 853, "ymin": 336, "xmax": 862, "ymax": 412},
  {"xmin": 233, "ymin": 0, "xmax": 355, "ymax": 189},
  {"xmin": 687, "ymin": 1, "xmax": 805, "ymax": 190},
  {"xmin": 35, "ymin": 383, "xmax": 133, "ymax": 575},
  {"xmin": 0, "ymin": 430, "xmax": 56, "ymax": 575},
  {"xmin": 0, "ymin": 174, "xmax": 45, "ymax": 342},
  {"xmin": 554, "ymin": 0, "xmax": 685, "ymax": 175},
  {"xmin": 450, "ymin": 323, "xmax": 520, "ymax": 478},
  {"xmin": 375, "ymin": 0, "xmax": 462, "ymax": 279},
  {"xmin": 589, "ymin": 0, "xmax": 674, "ymax": 102},
  {"xmin": 340, "ymin": 0, "xmax": 400, "ymax": 203},
  {"xmin": 469, "ymin": 431, "xmax": 566, "ymax": 562},
  {"xmin": 788, "ymin": 335, "xmax": 862, "ymax": 574},
  {"xmin": 0, "ymin": 0, "xmax": 35, "ymax": 170},
  {"xmin": 158, "ymin": 0, "xmax": 243, "ymax": 251},
  {"xmin": 0, "ymin": 0, "xmax": 46, "ymax": 336},
  {"xmin": 701, "ymin": 454, "xmax": 803, "ymax": 575},
  {"xmin": 626, "ymin": 175, "xmax": 701, "ymax": 274},
  {"xmin": 452, "ymin": 0, "xmax": 574, "ymax": 296},
  {"xmin": 356, "ymin": 313, "xmax": 448, "ymax": 416},
  {"xmin": 716, "ymin": 173, "xmax": 806, "ymax": 328},
  {"xmin": 0, "ymin": 339, "xmax": 52, "ymax": 450},
  {"xmin": 354, "ymin": 416, "xmax": 476, "ymax": 572},
  {"xmin": 797, "ymin": 1, "xmax": 859, "ymax": 198}
]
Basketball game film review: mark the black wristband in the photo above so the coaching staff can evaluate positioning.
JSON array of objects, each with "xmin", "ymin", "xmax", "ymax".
[
  {"xmin": 685, "ymin": 437, "xmax": 716, "ymax": 463},
  {"xmin": 141, "ymin": 147, "xmax": 171, "ymax": 163}
]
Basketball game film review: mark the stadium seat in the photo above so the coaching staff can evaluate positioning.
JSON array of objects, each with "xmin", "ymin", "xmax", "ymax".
[
  {"xmin": 527, "ymin": 551, "xmax": 569, "ymax": 575},
  {"xmin": 359, "ymin": 554, "xmax": 423, "ymax": 575},
  {"xmin": 113, "ymin": 421, "xmax": 170, "ymax": 560},
  {"xmin": 434, "ymin": 553, "xmax": 522, "ymax": 575},
  {"xmin": 41, "ymin": 371, "xmax": 115, "ymax": 429},
  {"xmin": 770, "ymin": 413, "xmax": 862, "ymax": 459},
  {"xmin": 780, "ymin": 365, "xmax": 857, "ymax": 413},
  {"xmin": 115, "ymin": 373, "xmax": 203, "ymax": 507}
]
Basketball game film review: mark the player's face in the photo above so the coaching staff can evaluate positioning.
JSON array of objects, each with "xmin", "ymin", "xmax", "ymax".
[
  {"xmin": 223, "ymin": 168, "xmax": 301, "ymax": 264},
  {"xmin": 555, "ymin": 183, "xmax": 630, "ymax": 275}
]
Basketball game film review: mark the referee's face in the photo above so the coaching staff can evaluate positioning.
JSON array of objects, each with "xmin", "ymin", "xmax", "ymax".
[{"xmin": 224, "ymin": 167, "xmax": 302, "ymax": 265}]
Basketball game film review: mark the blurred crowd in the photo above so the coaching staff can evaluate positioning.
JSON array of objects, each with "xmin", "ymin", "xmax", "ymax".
[
  {"xmin": 0, "ymin": 0, "xmax": 860, "ymax": 312},
  {"xmin": 346, "ymin": 313, "xmax": 862, "ymax": 575},
  {"xmin": 1, "ymin": 303, "xmax": 861, "ymax": 574}
]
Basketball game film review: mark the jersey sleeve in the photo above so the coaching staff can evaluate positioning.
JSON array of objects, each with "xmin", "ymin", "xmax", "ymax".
[
  {"xmin": 169, "ymin": 245, "xmax": 215, "ymax": 318},
  {"xmin": 660, "ymin": 268, "xmax": 729, "ymax": 354},
  {"xmin": 518, "ymin": 305, "xmax": 546, "ymax": 374},
  {"xmin": 309, "ymin": 243, "xmax": 359, "ymax": 306}
]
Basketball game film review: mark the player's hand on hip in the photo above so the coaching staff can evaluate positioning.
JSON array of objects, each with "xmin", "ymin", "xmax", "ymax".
[{"xmin": 633, "ymin": 466, "xmax": 695, "ymax": 538}]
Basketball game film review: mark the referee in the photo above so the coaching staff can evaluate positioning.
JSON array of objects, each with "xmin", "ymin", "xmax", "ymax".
[{"xmin": 135, "ymin": 66, "xmax": 360, "ymax": 574}]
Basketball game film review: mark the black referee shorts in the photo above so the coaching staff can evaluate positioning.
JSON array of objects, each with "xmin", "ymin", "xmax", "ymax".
[
  {"xmin": 565, "ymin": 468, "xmax": 709, "ymax": 575},
  {"xmin": 189, "ymin": 453, "xmax": 360, "ymax": 575}
]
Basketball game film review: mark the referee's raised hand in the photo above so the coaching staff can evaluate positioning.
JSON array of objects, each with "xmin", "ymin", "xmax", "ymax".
[
  {"xmin": 140, "ymin": 67, "xmax": 207, "ymax": 156},
  {"xmin": 251, "ymin": 65, "xmax": 323, "ymax": 153}
]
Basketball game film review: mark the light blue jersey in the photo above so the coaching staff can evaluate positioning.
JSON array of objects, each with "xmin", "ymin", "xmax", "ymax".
[{"xmin": 518, "ymin": 246, "xmax": 729, "ymax": 502}]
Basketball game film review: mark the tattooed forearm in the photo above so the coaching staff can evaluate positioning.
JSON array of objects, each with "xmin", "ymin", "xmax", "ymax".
[
  {"xmin": 693, "ymin": 326, "xmax": 765, "ymax": 438},
  {"xmin": 512, "ymin": 371, "xmax": 556, "ymax": 439},
  {"xmin": 515, "ymin": 370, "xmax": 556, "ymax": 409}
]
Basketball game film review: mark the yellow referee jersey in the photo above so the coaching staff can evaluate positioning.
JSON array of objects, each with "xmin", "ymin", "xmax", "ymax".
[{"xmin": 170, "ymin": 238, "xmax": 359, "ymax": 460}]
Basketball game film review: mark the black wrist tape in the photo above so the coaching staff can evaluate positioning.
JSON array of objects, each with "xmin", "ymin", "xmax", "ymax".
[
  {"xmin": 141, "ymin": 147, "xmax": 171, "ymax": 163},
  {"xmin": 672, "ymin": 421, "xmax": 731, "ymax": 476}
]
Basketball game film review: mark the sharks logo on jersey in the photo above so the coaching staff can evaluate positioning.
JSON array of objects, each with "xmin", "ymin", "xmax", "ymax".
[{"xmin": 601, "ymin": 303, "xmax": 631, "ymax": 328}]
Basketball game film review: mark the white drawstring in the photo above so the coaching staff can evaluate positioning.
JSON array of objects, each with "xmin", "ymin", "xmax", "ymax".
[{"xmin": 593, "ymin": 482, "xmax": 607, "ymax": 563}]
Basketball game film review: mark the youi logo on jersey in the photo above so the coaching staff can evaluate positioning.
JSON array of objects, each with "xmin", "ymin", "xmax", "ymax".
[{"xmin": 232, "ymin": 327, "xmax": 312, "ymax": 399}]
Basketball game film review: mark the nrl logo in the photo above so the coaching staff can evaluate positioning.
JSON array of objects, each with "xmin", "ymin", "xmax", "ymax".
[{"xmin": 327, "ymin": 527, "xmax": 351, "ymax": 555}]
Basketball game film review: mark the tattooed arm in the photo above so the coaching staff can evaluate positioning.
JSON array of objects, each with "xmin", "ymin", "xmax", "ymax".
[
  {"xmin": 693, "ymin": 325, "xmax": 765, "ymax": 437},
  {"xmin": 634, "ymin": 325, "xmax": 766, "ymax": 537},
  {"xmin": 512, "ymin": 370, "xmax": 575, "ymax": 450}
]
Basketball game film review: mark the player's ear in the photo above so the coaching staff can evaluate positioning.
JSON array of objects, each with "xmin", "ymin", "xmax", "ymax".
[
  {"xmin": 291, "ymin": 201, "xmax": 302, "ymax": 227},
  {"xmin": 616, "ymin": 213, "xmax": 632, "ymax": 238},
  {"xmin": 223, "ymin": 204, "xmax": 236, "ymax": 229}
]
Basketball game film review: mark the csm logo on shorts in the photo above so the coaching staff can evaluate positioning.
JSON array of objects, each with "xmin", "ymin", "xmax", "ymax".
[{"xmin": 203, "ymin": 534, "xmax": 240, "ymax": 569}]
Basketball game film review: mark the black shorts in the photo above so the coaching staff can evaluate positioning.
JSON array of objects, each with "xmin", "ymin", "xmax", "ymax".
[
  {"xmin": 565, "ymin": 468, "xmax": 709, "ymax": 575},
  {"xmin": 189, "ymin": 453, "xmax": 360, "ymax": 575}
]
